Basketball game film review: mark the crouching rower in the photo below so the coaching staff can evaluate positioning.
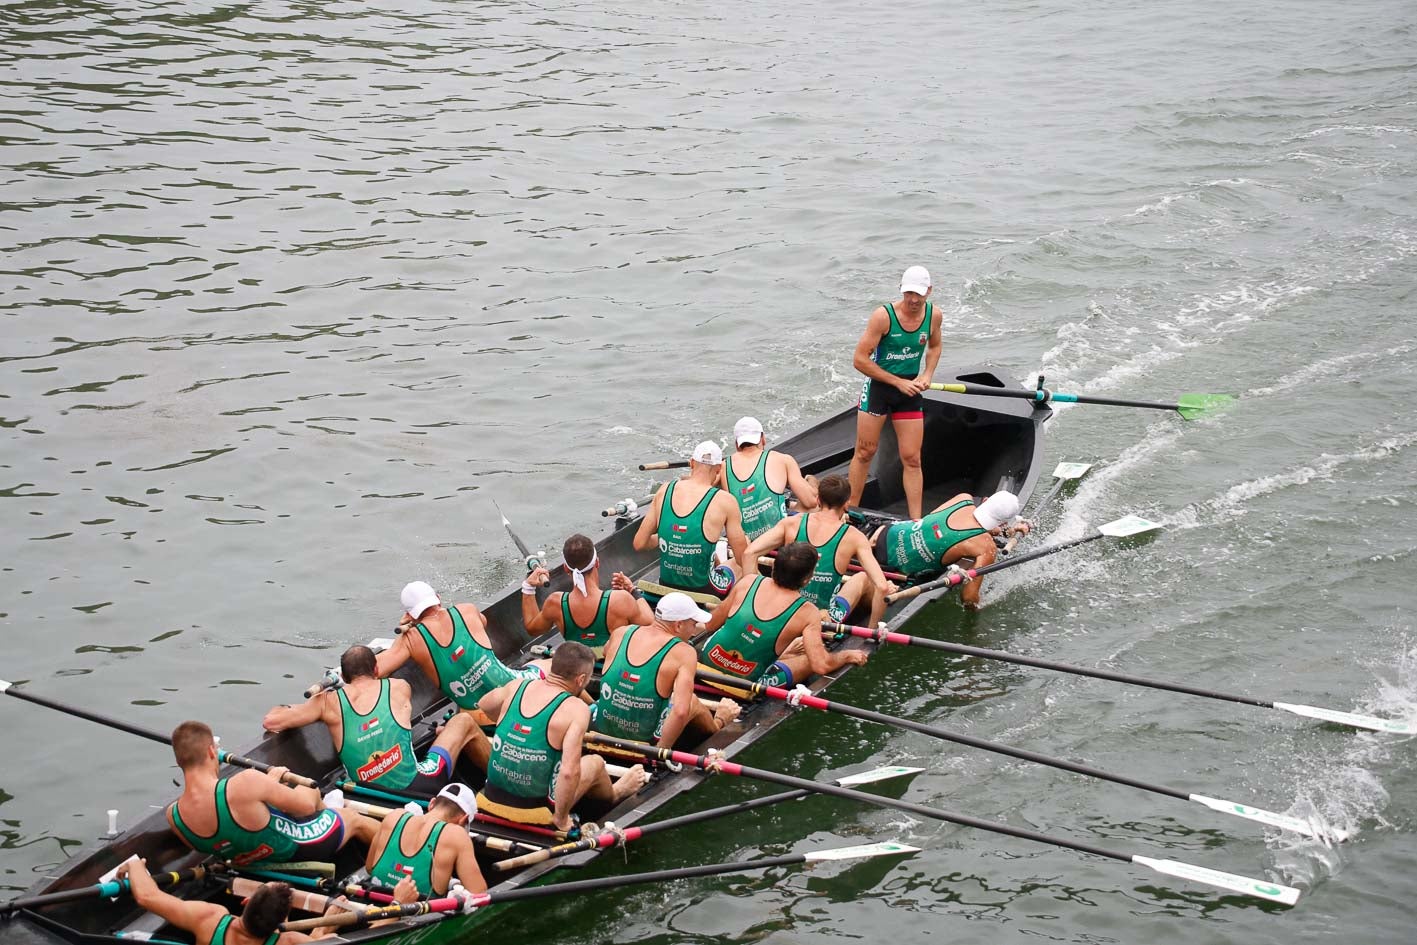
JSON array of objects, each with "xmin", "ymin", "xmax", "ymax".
[
  {"xmin": 633, "ymin": 440, "xmax": 747, "ymax": 598},
  {"xmin": 699, "ymin": 542, "xmax": 868, "ymax": 689},
  {"xmin": 262, "ymin": 645, "xmax": 479, "ymax": 793},
  {"xmin": 592, "ymin": 592, "xmax": 740, "ymax": 747},
  {"xmin": 720, "ymin": 416, "xmax": 818, "ymax": 540},
  {"xmin": 166, "ymin": 721, "xmax": 377, "ymax": 868},
  {"xmin": 377, "ymin": 581, "xmax": 541, "ymax": 766},
  {"xmin": 522, "ymin": 533, "xmax": 654, "ymax": 655},
  {"xmin": 477, "ymin": 642, "xmax": 649, "ymax": 832},
  {"xmin": 364, "ymin": 782, "xmax": 487, "ymax": 896},
  {"xmin": 746, "ymin": 473, "xmax": 897, "ymax": 627},
  {"xmin": 870, "ymin": 491, "xmax": 1029, "ymax": 609},
  {"xmin": 114, "ymin": 863, "xmax": 332, "ymax": 944}
]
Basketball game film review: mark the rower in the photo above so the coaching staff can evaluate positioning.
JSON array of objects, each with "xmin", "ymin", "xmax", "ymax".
[
  {"xmin": 376, "ymin": 581, "xmax": 541, "ymax": 766},
  {"xmin": 364, "ymin": 782, "xmax": 488, "ymax": 897},
  {"xmin": 719, "ymin": 416, "xmax": 818, "ymax": 540},
  {"xmin": 592, "ymin": 592, "xmax": 740, "ymax": 747},
  {"xmin": 476, "ymin": 642, "xmax": 649, "ymax": 832},
  {"xmin": 746, "ymin": 473, "xmax": 897, "ymax": 627},
  {"xmin": 869, "ymin": 491, "xmax": 1030, "ymax": 609},
  {"xmin": 699, "ymin": 542, "xmax": 868, "ymax": 689},
  {"xmin": 113, "ymin": 862, "xmax": 328, "ymax": 944},
  {"xmin": 165, "ymin": 721, "xmax": 377, "ymax": 868},
  {"xmin": 522, "ymin": 533, "xmax": 654, "ymax": 655},
  {"xmin": 847, "ymin": 265, "xmax": 943, "ymax": 520},
  {"xmin": 262, "ymin": 645, "xmax": 481, "ymax": 793},
  {"xmin": 632, "ymin": 440, "xmax": 748, "ymax": 598}
]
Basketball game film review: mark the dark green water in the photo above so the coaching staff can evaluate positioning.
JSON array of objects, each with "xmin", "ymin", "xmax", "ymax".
[{"xmin": 3, "ymin": 0, "xmax": 1416, "ymax": 941}]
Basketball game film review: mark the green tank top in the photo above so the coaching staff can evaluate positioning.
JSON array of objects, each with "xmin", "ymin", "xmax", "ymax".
[
  {"xmin": 594, "ymin": 625, "xmax": 679, "ymax": 742},
  {"xmin": 725, "ymin": 449, "xmax": 787, "ymax": 540},
  {"xmin": 882, "ymin": 499, "xmax": 987, "ymax": 576},
  {"xmin": 656, "ymin": 480, "xmax": 719, "ymax": 591},
  {"xmin": 336, "ymin": 678, "xmax": 419, "ymax": 789},
  {"xmin": 367, "ymin": 811, "xmax": 447, "ymax": 894},
  {"xmin": 211, "ymin": 914, "xmax": 279, "ymax": 945},
  {"xmin": 872, "ymin": 301, "xmax": 932, "ymax": 378},
  {"xmin": 560, "ymin": 589, "xmax": 614, "ymax": 651},
  {"xmin": 795, "ymin": 513, "xmax": 850, "ymax": 608},
  {"xmin": 484, "ymin": 680, "xmax": 572, "ymax": 802},
  {"xmin": 700, "ymin": 576, "xmax": 807, "ymax": 681},
  {"xmin": 168, "ymin": 778, "xmax": 342, "ymax": 867},
  {"xmin": 415, "ymin": 606, "xmax": 517, "ymax": 710}
]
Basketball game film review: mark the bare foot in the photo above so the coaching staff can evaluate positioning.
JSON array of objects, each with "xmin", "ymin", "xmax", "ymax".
[
  {"xmin": 712, "ymin": 699, "xmax": 741, "ymax": 731},
  {"xmin": 611, "ymin": 764, "xmax": 649, "ymax": 801}
]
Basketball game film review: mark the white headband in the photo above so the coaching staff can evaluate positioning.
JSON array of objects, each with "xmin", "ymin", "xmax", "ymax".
[{"xmin": 569, "ymin": 549, "xmax": 598, "ymax": 595}]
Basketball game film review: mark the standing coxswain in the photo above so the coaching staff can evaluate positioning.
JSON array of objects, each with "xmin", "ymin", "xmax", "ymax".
[
  {"xmin": 633, "ymin": 441, "xmax": 748, "ymax": 597},
  {"xmin": 848, "ymin": 265, "xmax": 943, "ymax": 520}
]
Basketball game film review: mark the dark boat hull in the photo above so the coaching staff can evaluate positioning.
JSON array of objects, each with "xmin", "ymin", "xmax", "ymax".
[{"xmin": 9, "ymin": 366, "xmax": 1048, "ymax": 944}]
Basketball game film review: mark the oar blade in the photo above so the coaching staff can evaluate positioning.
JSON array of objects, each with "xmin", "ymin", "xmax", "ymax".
[
  {"xmin": 1052, "ymin": 461, "xmax": 1093, "ymax": 480},
  {"xmin": 835, "ymin": 765, "xmax": 925, "ymax": 787},
  {"xmin": 802, "ymin": 841, "xmax": 920, "ymax": 862},
  {"xmin": 1272, "ymin": 702, "xmax": 1413, "ymax": 734},
  {"xmin": 1096, "ymin": 514, "xmax": 1164, "ymax": 538},
  {"xmin": 1188, "ymin": 794, "xmax": 1345, "ymax": 842},
  {"xmin": 1176, "ymin": 393, "xmax": 1235, "ymax": 420},
  {"xmin": 1131, "ymin": 856, "xmax": 1300, "ymax": 906}
]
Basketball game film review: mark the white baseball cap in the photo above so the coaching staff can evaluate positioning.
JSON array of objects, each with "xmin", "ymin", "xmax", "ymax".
[
  {"xmin": 435, "ymin": 782, "xmax": 478, "ymax": 820},
  {"xmin": 691, "ymin": 440, "xmax": 724, "ymax": 466},
  {"xmin": 733, "ymin": 417, "xmax": 764, "ymax": 446},
  {"xmin": 900, "ymin": 265, "xmax": 931, "ymax": 296},
  {"xmin": 655, "ymin": 592, "xmax": 712, "ymax": 623},
  {"xmin": 974, "ymin": 492, "xmax": 1021, "ymax": 531},
  {"xmin": 400, "ymin": 581, "xmax": 440, "ymax": 620}
]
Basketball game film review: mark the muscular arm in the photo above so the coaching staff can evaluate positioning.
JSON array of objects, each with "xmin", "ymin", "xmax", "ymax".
[
  {"xmin": 477, "ymin": 682, "xmax": 512, "ymax": 724},
  {"xmin": 959, "ymin": 544, "xmax": 995, "ymax": 610},
  {"xmin": 243, "ymin": 767, "xmax": 322, "ymax": 818},
  {"xmin": 262, "ymin": 692, "xmax": 327, "ymax": 734},
  {"xmin": 789, "ymin": 606, "xmax": 867, "ymax": 675},
  {"xmin": 852, "ymin": 308, "xmax": 909, "ymax": 388},
  {"xmin": 551, "ymin": 709, "xmax": 588, "ymax": 832},
  {"xmin": 744, "ymin": 518, "xmax": 793, "ymax": 568},
  {"xmin": 612, "ymin": 589, "xmax": 655, "ymax": 628},
  {"xmin": 451, "ymin": 831, "xmax": 488, "ymax": 893},
  {"xmin": 782, "ymin": 455, "xmax": 817, "ymax": 510},
  {"xmin": 522, "ymin": 585, "xmax": 561, "ymax": 636},
  {"xmin": 631, "ymin": 484, "xmax": 667, "ymax": 552},
  {"xmin": 918, "ymin": 304, "xmax": 943, "ymax": 385},
  {"xmin": 847, "ymin": 528, "xmax": 894, "ymax": 596},
  {"xmin": 120, "ymin": 862, "xmax": 225, "ymax": 937},
  {"xmin": 375, "ymin": 630, "xmax": 414, "ymax": 678},
  {"xmin": 721, "ymin": 498, "xmax": 749, "ymax": 576},
  {"xmin": 656, "ymin": 646, "xmax": 697, "ymax": 749},
  {"xmin": 701, "ymin": 580, "xmax": 748, "ymax": 636}
]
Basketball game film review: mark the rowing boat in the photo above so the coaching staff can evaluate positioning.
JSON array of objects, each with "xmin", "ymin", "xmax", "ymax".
[{"xmin": 4, "ymin": 366, "xmax": 1048, "ymax": 944}]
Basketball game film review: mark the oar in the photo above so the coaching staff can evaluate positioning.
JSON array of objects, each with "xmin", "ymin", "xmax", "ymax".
[
  {"xmin": 0, "ymin": 681, "xmax": 318, "ymax": 788},
  {"xmin": 758, "ymin": 551, "xmax": 907, "ymax": 583},
  {"xmin": 602, "ymin": 494, "xmax": 655, "ymax": 518},
  {"xmin": 492, "ymin": 764, "xmax": 922, "ymax": 871},
  {"xmin": 1, "ymin": 866, "xmax": 211, "ymax": 916},
  {"xmin": 694, "ymin": 669, "xmax": 1327, "ymax": 840},
  {"xmin": 281, "ymin": 841, "xmax": 918, "ymax": 931},
  {"xmin": 236, "ymin": 871, "xmax": 398, "ymax": 904},
  {"xmin": 491, "ymin": 498, "xmax": 545, "ymax": 575},
  {"xmin": 886, "ymin": 514, "xmax": 1162, "ymax": 603},
  {"xmin": 928, "ymin": 380, "xmax": 1235, "ymax": 420},
  {"xmin": 1004, "ymin": 461, "xmax": 1093, "ymax": 554},
  {"xmin": 639, "ymin": 460, "xmax": 689, "ymax": 471},
  {"xmin": 585, "ymin": 733, "xmax": 1299, "ymax": 906},
  {"xmin": 825, "ymin": 622, "xmax": 1412, "ymax": 735}
]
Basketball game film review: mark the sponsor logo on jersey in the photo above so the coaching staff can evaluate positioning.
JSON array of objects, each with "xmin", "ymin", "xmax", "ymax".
[
  {"xmin": 918, "ymin": 332, "xmax": 927, "ymax": 345},
  {"xmin": 707, "ymin": 645, "xmax": 757, "ymax": 677},
  {"xmin": 451, "ymin": 645, "xmax": 466, "ymax": 662},
  {"xmin": 620, "ymin": 670, "xmax": 641, "ymax": 684},
  {"xmin": 709, "ymin": 565, "xmax": 734, "ymax": 593},
  {"xmin": 232, "ymin": 844, "xmax": 275, "ymax": 867},
  {"xmin": 357, "ymin": 745, "xmax": 404, "ymax": 782},
  {"xmin": 271, "ymin": 812, "xmax": 340, "ymax": 844}
]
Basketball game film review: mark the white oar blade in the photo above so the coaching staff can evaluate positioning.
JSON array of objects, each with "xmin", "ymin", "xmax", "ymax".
[
  {"xmin": 836, "ymin": 765, "xmax": 925, "ymax": 787},
  {"xmin": 0, "ymin": 680, "xmax": 11, "ymax": 692},
  {"xmin": 1131, "ymin": 856, "xmax": 1300, "ymax": 905},
  {"xmin": 1188, "ymin": 794, "xmax": 1342, "ymax": 842},
  {"xmin": 1052, "ymin": 461, "xmax": 1093, "ymax": 480},
  {"xmin": 1272, "ymin": 702, "xmax": 1413, "ymax": 734},
  {"xmin": 803, "ymin": 841, "xmax": 920, "ymax": 862},
  {"xmin": 1096, "ymin": 514, "xmax": 1164, "ymax": 538}
]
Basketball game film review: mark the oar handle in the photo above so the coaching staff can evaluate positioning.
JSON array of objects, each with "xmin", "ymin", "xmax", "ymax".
[
  {"xmin": 0, "ymin": 866, "xmax": 209, "ymax": 914},
  {"xmin": 281, "ymin": 896, "xmax": 459, "ymax": 932},
  {"xmin": 219, "ymin": 750, "xmax": 319, "ymax": 788},
  {"xmin": 638, "ymin": 460, "xmax": 689, "ymax": 471},
  {"xmin": 601, "ymin": 494, "xmax": 655, "ymax": 517}
]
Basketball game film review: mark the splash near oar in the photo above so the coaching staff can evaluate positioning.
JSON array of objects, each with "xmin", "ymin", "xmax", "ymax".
[
  {"xmin": 886, "ymin": 514, "xmax": 1163, "ymax": 603},
  {"xmin": 824, "ymin": 623, "xmax": 1411, "ymax": 735},
  {"xmin": 584, "ymin": 732, "xmax": 1300, "ymax": 905},
  {"xmin": 928, "ymin": 381, "xmax": 1234, "ymax": 420},
  {"xmin": 1004, "ymin": 461, "xmax": 1093, "ymax": 554}
]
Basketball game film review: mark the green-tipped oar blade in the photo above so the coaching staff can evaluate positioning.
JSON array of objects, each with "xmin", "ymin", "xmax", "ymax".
[{"xmin": 1176, "ymin": 393, "xmax": 1235, "ymax": 420}]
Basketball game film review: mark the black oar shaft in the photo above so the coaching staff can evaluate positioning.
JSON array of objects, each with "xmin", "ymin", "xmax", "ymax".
[
  {"xmin": 586, "ymin": 733, "xmax": 1130, "ymax": 863},
  {"xmin": 888, "ymin": 530, "xmax": 1104, "ymax": 602},
  {"xmin": 695, "ymin": 670, "xmax": 1191, "ymax": 803},
  {"xmin": 949, "ymin": 383, "xmax": 1179, "ymax": 411},
  {"xmin": 488, "ymin": 853, "xmax": 807, "ymax": 903},
  {"xmin": 1, "ymin": 867, "xmax": 202, "ymax": 915}
]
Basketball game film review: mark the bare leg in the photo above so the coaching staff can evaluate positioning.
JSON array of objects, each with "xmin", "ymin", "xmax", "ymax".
[
  {"xmin": 575, "ymin": 755, "xmax": 648, "ymax": 807},
  {"xmin": 685, "ymin": 697, "xmax": 741, "ymax": 739},
  {"xmin": 337, "ymin": 810, "xmax": 381, "ymax": 847},
  {"xmin": 456, "ymin": 711, "xmax": 491, "ymax": 771},
  {"xmin": 431, "ymin": 712, "xmax": 477, "ymax": 759},
  {"xmin": 848, "ymin": 410, "xmax": 887, "ymax": 508},
  {"xmin": 832, "ymin": 571, "xmax": 884, "ymax": 627},
  {"xmin": 892, "ymin": 416, "xmax": 925, "ymax": 519}
]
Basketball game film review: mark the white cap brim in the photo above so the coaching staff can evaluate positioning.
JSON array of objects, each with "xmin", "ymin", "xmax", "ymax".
[{"xmin": 900, "ymin": 282, "xmax": 930, "ymax": 296}]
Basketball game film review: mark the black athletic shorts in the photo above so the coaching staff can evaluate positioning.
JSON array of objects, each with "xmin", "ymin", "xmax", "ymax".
[{"xmin": 858, "ymin": 377, "xmax": 924, "ymax": 419}]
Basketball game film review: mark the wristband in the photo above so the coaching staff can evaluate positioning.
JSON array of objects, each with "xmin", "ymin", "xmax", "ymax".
[
  {"xmin": 520, "ymin": 581, "xmax": 537, "ymax": 596},
  {"xmin": 629, "ymin": 587, "xmax": 644, "ymax": 600}
]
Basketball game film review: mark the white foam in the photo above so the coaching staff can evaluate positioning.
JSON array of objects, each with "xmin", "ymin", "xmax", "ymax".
[{"xmin": 1247, "ymin": 343, "xmax": 1414, "ymax": 397}]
